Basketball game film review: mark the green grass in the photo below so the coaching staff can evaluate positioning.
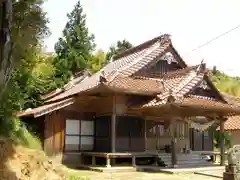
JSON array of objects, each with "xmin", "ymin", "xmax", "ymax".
[
  {"xmin": 68, "ymin": 174, "xmax": 90, "ymax": 180},
  {"xmin": 10, "ymin": 127, "xmax": 42, "ymax": 150},
  {"xmin": 0, "ymin": 116, "xmax": 42, "ymax": 150}
]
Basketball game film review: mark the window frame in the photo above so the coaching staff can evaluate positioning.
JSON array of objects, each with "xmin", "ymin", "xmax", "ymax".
[{"xmin": 64, "ymin": 119, "xmax": 95, "ymax": 152}]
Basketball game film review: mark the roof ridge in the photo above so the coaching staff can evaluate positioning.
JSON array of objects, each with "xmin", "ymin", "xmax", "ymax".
[
  {"xmin": 104, "ymin": 40, "xmax": 162, "ymax": 82},
  {"xmin": 113, "ymin": 34, "xmax": 171, "ymax": 60}
]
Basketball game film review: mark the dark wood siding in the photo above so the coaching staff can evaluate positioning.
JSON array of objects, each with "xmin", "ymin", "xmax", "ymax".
[
  {"xmin": 203, "ymin": 130, "xmax": 214, "ymax": 151},
  {"xmin": 190, "ymin": 128, "xmax": 213, "ymax": 151},
  {"xmin": 136, "ymin": 59, "xmax": 181, "ymax": 78},
  {"xmin": 94, "ymin": 116, "xmax": 111, "ymax": 152},
  {"xmin": 116, "ymin": 116, "xmax": 145, "ymax": 152},
  {"xmin": 44, "ymin": 111, "xmax": 65, "ymax": 156}
]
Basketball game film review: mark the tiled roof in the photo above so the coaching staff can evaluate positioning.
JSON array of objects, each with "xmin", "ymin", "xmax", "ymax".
[
  {"xmin": 143, "ymin": 64, "xmax": 206, "ymax": 106},
  {"xmin": 107, "ymin": 76, "xmax": 164, "ymax": 95},
  {"xmin": 41, "ymin": 70, "xmax": 92, "ymax": 100},
  {"xmin": 180, "ymin": 95, "xmax": 237, "ymax": 110},
  {"xmin": 221, "ymin": 116, "xmax": 240, "ymax": 131},
  {"xmin": 46, "ymin": 34, "xmax": 172, "ymax": 103},
  {"xmin": 17, "ymin": 98, "xmax": 75, "ymax": 118},
  {"xmin": 217, "ymin": 93, "xmax": 240, "ymax": 131},
  {"xmin": 221, "ymin": 93, "xmax": 240, "ymax": 106},
  {"xmin": 142, "ymin": 94, "xmax": 240, "ymax": 115}
]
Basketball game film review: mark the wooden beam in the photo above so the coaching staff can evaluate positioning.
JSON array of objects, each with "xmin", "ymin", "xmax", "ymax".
[{"xmin": 220, "ymin": 118, "xmax": 225, "ymax": 166}]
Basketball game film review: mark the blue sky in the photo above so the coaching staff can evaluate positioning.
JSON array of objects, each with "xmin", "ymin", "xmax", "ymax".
[{"xmin": 43, "ymin": 0, "xmax": 240, "ymax": 76}]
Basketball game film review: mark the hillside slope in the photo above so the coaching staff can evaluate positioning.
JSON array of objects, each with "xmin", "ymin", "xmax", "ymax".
[
  {"xmin": 0, "ymin": 138, "xmax": 68, "ymax": 180},
  {"xmin": 210, "ymin": 68, "xmax": 240, "ymax": 97}
]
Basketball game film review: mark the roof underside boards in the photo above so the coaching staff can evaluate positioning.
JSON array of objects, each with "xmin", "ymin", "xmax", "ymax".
[
  {"xmin": 17, "ymin": 97, "xmax": 75, "ymax": 118},
  {"xmin": 45, "ymin": 34, "xmax": 174, "ymax": 103}
]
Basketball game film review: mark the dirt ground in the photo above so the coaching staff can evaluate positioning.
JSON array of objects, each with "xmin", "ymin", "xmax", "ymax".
[
  {"xmin": 0, "ymin": 138, "xmax": 68, "ymax": 180},
  {"xmin": 66, "ymin": 169, "xmax": 222, "ymax": 180}
]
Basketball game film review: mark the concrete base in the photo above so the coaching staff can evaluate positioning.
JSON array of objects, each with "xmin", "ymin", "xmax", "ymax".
[
  {"xmin": 195, "ymin": 169, "xmax": 224, "ymax": 178},
  {"xmin": 76, "ymin": 165, "xmax": 137, "ymax": 173}
]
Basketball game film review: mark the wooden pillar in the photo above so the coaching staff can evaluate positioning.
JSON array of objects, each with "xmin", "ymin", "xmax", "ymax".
[
  {"xmin": 132, "ymin": 156, "xmax": 136, "ymax": 167},
  {"xmin": 144, "ymin": 118, "xmax": 147, "ymax": 152},
  {"xmin": 111, "ymin": 95, "xmax": 116, "ymax": 153},
  {"xmin": 220, "ymin": 119, "xmax": 225, "ymax": 166},
  {"xmin": 171, "ymin": 119, "xmax": 177, "ymax": 167},
  {"xmin": 106, "ymin": 155, "xmax": 111, "ymax": 168}
]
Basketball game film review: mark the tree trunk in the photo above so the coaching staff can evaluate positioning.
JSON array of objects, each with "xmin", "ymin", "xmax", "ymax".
[{"xmin": 0, "ymin": 0, "xmax": 12, "ymax": 98}]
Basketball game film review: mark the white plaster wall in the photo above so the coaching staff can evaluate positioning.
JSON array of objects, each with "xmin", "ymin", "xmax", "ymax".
[{"xmin": 229, "ymin": 130, "xmax": 240, "ymax": 147}]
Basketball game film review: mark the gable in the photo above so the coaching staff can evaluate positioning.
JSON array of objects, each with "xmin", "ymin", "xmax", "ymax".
[
  {"xmin": 190, "ymin": 76, "xmax": 225, "ymax": 102},
  {"xmin": 133, "ymin": 50, "xmax": 185, "ymax": 78}
]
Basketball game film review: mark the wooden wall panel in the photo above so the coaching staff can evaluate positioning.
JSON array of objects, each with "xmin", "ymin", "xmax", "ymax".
[
  {"xmin": 44, "ymin": 111, "xmax": 65, "ymax": 157},
  {"xmin": 94, "ymin": 116, "xmax": 111, "ymax": 152},
  {"xmin": 203, "ymin": 130, "xmax": 214, "ymax": 151},
  {"xmin": 44, "ymin": 114, "xmax": 54, "ymax": 156},
  {"xmin": 116, "ymin": 116, "xmax": 145, "ymax": 152},
  {"xmin": 190, "ymin": 129, "xmax": 213, "ymax": 151}
]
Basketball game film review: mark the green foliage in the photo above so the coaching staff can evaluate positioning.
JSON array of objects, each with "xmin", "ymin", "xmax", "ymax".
[
  {"xmin": 0, "ymin": 115, "xmax": 42, "ymax": 149},
  {"xmin": 10, "ymin": 118, "xmax": 42, "ymax": 150},
  {"xmin": 210, "ymin": 66, "xmax": 240, "ymax": 149},
  {"xmin": 54, "ymin": 0, "xmax": 95, "ymax": 85},
  {"xmin": 210, "ymin": 66, "xmax": 240, "ymax": 97},
  {"xmin": 214, "ymin": 131, "xmax": 231, "ymax": 150},
  {"xmin": 105, "ymin": 39, "xmax": 132, "ymax": 61},
  {"xmin": 4, "ymin": 46, "xmax": 57, "ymax": 112},
  {"xmin": 0, "ymin": 0, "xmax": 51, "ymax": 147},
  {"xmin": 68, "ymin": 175, "xmax": 89, "ymax": 180},
  {"xmin": 90, "ymin": 49, "xmax": 107, "ymax": 72},
  {"xmin": 12, "ymin": 0, "xmax": 49, "ymax": 66}
]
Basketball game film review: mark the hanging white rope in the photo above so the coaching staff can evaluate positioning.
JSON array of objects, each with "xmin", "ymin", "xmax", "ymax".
[{"xmin": 184, "ymin": 117, "xmax": 217, "ymax": 131}]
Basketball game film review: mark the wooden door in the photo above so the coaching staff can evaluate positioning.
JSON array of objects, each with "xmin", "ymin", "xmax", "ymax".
[{"xmin": 191, "ymin": 129, "xmax": 203, "ymax": 151}]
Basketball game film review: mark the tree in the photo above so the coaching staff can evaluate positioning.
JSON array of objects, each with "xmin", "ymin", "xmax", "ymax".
[
  {"xmin": 5, "ymin": 0, "xmax": 50, "ymax": 111},
  {"xmin": 106, "ymin": 39, "xmax": 132, "ymax": 61},
  {"xmin": 54, "ymin": 0, "xmax": 95, "ymax": 85},
  {"xmin": 0, "ymin": 0, "xmax": 50, "ymax": 136},
  {"xmin": 90, "ymin": 49, "xmax": 106, "ymax": 72},
  {"xmin": 0, "ymin": 0, "xmax": 13, "ymax": 98}
]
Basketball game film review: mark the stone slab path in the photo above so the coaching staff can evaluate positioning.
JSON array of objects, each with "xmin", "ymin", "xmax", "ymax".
[{"xmin": 194, "ymin": 169, "xmax": 223, "ymax": 178}]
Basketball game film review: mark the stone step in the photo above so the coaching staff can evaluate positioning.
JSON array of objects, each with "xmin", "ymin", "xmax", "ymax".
[
  {"xmin": 159, "ymin": 156, "xmax": 204, "ymax": 161},
  {"xmin": 159, "ymin": 154, "xmax": 212, "ymax": 167},
  {"xmin": 160, "ymin": 156, "xmax": 203, "ymax": 161},
  {"xmin": 163, "ymin": 159, "xmax": 210, "ymax": 164}
]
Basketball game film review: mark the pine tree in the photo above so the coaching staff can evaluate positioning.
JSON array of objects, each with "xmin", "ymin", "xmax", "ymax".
[
  {"xmin": 54, "ymin": 1, "xmax": 95, "ymax": 84},
  {"xmin": 106, "ymin": 39, "xmax": 132, "ymax": 61}
]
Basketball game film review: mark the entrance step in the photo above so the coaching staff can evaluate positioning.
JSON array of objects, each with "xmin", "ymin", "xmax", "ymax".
[{"xmin": 157, "ymin": 153, "xmax": 212, "ymax": 167}]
